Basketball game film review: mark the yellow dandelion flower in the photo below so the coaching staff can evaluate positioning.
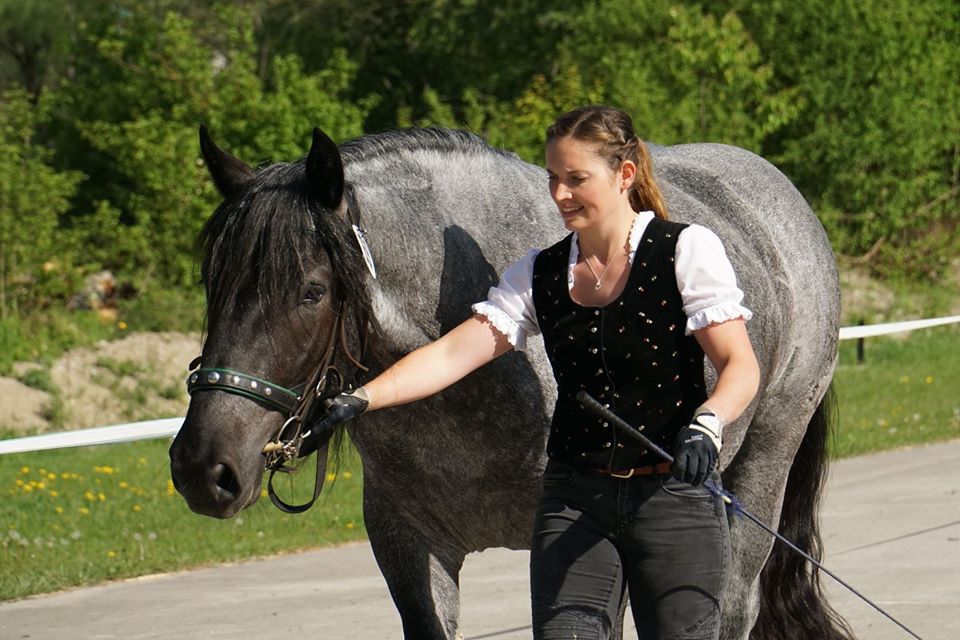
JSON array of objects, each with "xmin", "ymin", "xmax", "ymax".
[
  {"xmin": 20, "ymin": 466, "xmax": 29, "ymax": 474},
  {"xmin": 166, "ymin": 480, "xmax": 176, "ymax": 496},
  {"xmin": 138, "ymin": 458, "xmax": 147, "ymax": 465},
  {"xmin": 22, "ymin": 485, "xmax": 33, "ymax": 493},
  {"xmin": 54, "ymin": 506, "xmax": 64, "ymax": 514},
  {"xmin": 14, "ymin": 479, "xmax": 23, "ymax": 487},
  {"xmin": 37, "ymin": 482, "xmax": 46, "ymax": 490},
  {"xmin": 260, "ymin": 488, "xmax": 268, "ymax": 498},
  {"xmin": 346, "ymin": 522, "xmax": 355, "ymax": 529},
  {"xmin": 342, "ymin": 471, "xmax": 353, "ymax": 480},
  {"xmin": 132, "ymin": 504, "xmax": 142, "ymax": 513},
  {"xmin": 925, "ymin": 376, "xmax": 934, "ymax": 384},
  {"xmin": 326, "ymin": 473, "xmax": 336, "ymax": 482},
  {"xmin": 61, "ymin": 473, "xmax": 70, "ymax": 480},
  {"xmin": 119, "ymin": 481, "xmax": 129, "ymax": 489},
  {"xmin": 118, "ymin": 321, "xmax": 128, "ymax": 331},
  {"xmin": 98, "ymin": 492, "xmax": 106, "ymax": 501},
  {"xmin": 83, "ymin": 490, "xmax": 96, "ymax": 501},
  {"xmin": 47, "ymin": 473, "xmax": 56, "ymax": 481},
  {"xmin": 79, "ymin": 507, "xmax": 90, "ymax": 515},
  {"xmin": 28, "ymin": 480, "xmax": 38, "ymax": 488},
  {"xmin": 107, "ymin": 550, "xmax": 116, "ymax": 557},
  {"xmin": 49, "ymin": 490, "xmax": 59, "ymax": 498}
]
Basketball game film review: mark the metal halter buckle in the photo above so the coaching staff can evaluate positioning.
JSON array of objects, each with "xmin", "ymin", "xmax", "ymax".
[{"xmin": 608, "ymin": 469, "xmax": 636, "ymax": 479}]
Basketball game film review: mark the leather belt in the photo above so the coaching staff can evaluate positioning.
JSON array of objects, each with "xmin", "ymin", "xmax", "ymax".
[{"xmin": 591, "ymin": 462, "xmax": 673, "ymax": 479}]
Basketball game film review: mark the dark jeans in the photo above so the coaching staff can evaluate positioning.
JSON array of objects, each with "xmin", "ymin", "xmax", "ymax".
[{"xmin": 530, "ymin": 461, "xmax": 731, "ymax": 640}]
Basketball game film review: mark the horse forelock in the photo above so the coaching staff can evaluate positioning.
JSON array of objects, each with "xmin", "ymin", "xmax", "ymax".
[{"xmin": 199, "ymin": 161, "xmax": 374, "ymax": 349}]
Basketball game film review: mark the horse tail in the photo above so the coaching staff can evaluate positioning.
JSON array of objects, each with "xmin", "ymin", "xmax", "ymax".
[{"xmin": 750, "ymin": 385, "xmax": 856, "ymax": 640}]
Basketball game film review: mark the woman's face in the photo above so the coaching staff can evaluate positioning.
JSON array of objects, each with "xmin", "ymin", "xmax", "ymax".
[{"xmin": 546, "ymin": 136, "xmax": 630, "ymax": 232}]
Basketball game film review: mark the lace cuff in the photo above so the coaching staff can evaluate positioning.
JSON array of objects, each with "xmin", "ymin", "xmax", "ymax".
[
  {"xmin": 472, "ymin": 301, "xmax": 527, "ymax": 351},
  {"xmin": 685, "ymin": 303, "xmax": 753, "ymax": 335}
]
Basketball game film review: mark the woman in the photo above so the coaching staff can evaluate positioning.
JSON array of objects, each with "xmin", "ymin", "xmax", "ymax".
[{"xmin": 314, "ymin": 105, "xmax": 759, "ymax": 639}]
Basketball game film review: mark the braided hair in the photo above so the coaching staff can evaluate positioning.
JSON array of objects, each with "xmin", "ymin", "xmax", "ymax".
[{"xmin": 546, "ymin": 106, "xmax": 668, "ymax": 220}]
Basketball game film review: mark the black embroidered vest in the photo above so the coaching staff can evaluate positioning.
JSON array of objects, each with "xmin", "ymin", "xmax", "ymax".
[{"xmin": 532, "ymin": 218, "xmax": 708, "ymax": 469}]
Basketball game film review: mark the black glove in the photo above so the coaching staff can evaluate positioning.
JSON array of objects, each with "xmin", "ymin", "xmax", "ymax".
[
  {"xmin": 299, "ymin": 388, "xmax": 369, "ymax": 456},
  {"xmin": 672, "ymin": 410, "xmax": 723, "ymax": 486}
]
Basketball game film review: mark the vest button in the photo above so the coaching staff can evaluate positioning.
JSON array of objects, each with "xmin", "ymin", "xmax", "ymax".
[{"xmin": 590, "ymin": 327, "xmax": 597, "ymax": 333}]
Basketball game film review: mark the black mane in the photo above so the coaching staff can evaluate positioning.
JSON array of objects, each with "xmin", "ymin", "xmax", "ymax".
[{"xmin": 199, "ymin": 159, "xmax": 372, "ymax": 351}]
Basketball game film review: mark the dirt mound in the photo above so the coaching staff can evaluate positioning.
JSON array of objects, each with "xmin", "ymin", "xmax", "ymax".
[
  {"xmin": 0, "ymin": 378, "xmax": 50, "ymax": 432},
  {"xmin": 0, "ymin": 332, "xmax": 201, "ymax": 434}
]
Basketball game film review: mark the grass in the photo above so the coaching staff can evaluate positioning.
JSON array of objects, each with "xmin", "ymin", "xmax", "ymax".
[
  {"xmin": 832, "ymin": 326, "xmax": 960, "ymax": 458},
  {"xmin": 0, "ymin": 438, "xmax": 365, "ymax": 601}
]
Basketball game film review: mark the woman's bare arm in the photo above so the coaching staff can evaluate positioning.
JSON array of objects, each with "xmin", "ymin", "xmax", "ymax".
[
  {"xmin": 364, "ymin": 314, "xmax": 514, "ymax": 411},
  {"xmin": 693, "ymin": 318, "xmax": 760, "ymax": 423}
]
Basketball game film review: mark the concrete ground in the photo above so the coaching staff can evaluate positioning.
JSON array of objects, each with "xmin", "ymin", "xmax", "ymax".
[{"xmin": 2, "ymin": 440, "xmax": 958, "ymax": 640}]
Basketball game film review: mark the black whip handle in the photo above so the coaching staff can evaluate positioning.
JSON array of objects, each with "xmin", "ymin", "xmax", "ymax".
[{"xmin": 575, "ymin": 391, "xmax": 674, "ymax": 464}]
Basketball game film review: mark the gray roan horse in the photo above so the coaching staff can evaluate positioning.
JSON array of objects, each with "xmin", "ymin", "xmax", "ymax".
[{"xmin": 169, "ymin": 125, "xmax": 852, "ymax": 640}]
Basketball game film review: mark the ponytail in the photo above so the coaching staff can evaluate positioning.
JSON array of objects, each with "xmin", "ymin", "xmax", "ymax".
[{"xmin": 628, "ymin": 139, "xmax": 668, "ymax": 220}]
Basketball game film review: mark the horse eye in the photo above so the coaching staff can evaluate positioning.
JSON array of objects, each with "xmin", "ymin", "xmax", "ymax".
[{"xmin": 301, "ymin": 284, "xmax": 326, "ymax": 306}]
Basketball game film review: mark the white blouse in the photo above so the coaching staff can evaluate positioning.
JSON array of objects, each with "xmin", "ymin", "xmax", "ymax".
[{"xmin": 472, "ymin": 211, "xmax": 752, "ymax": 351}]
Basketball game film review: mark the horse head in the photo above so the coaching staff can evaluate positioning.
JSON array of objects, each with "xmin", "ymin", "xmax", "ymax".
[{"xmin": 169, "ymin": 127, "xmax": 373, "ymax": 518}]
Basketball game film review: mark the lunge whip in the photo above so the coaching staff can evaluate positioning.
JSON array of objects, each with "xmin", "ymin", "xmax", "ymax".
[{"xmin": 576, "ymin": 390, "xmax": 924, "ymax": 640}]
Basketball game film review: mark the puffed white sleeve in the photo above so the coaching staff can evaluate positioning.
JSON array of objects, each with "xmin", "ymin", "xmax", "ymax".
[
  {"xmin": 675, "ymin": 225, "xmax": 753, "ymax": 335},
  {"xmin": 471, "ymin": 249, "xmax": 541, "ymax": 351}
]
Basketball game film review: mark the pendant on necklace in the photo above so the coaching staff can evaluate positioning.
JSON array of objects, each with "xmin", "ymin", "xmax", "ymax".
[{"xmin": 593, "ymin": 281, "xmax": 602, "ymax": 291}]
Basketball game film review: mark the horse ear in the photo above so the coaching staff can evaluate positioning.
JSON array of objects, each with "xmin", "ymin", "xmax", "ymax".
[
  {"xmin": 199, "ymin": 125, "xmax": 254, "ymax": 198},
  {"xmin": 305, "ymin": 127, "xmax": 345, "ymax": 210}
]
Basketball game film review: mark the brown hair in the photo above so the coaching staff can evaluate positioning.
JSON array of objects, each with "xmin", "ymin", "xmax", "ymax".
[{"xmin": 546, "ymin": 105, "xmax": 668, "ymax": 220}]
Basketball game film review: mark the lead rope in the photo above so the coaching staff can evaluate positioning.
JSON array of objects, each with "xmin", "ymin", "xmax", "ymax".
[{"xmin": 576, "ymin": 391, "xmax": 925, "ymax": 640}]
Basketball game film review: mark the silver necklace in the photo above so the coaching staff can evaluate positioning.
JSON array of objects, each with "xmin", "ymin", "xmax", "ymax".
[{"xmin": 585, "ymin": 253, "xmax": 620, "ymax": 290}]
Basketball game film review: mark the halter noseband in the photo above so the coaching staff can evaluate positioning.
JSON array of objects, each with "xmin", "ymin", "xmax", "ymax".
[{"xmin": 186, "ymin": 303, "xmax": 367, "ymax": 513}]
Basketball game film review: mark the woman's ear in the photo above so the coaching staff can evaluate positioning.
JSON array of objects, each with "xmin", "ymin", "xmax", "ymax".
[{"xmin": 620, "ymin": 160, "xmax": 638, "ymax": 192}]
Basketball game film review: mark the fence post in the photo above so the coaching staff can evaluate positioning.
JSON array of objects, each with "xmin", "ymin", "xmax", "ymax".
[{"xmin": 856, "ymin": 319, "xmax": 865, "ymax": 364}]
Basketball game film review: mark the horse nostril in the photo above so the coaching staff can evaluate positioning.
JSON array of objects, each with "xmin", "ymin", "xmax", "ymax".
[{"xmin": 211, "ymin": 463, "xmax": 241, "ymax": 500}]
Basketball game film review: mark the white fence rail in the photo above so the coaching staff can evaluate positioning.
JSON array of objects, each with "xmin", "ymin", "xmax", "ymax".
[{"xmin": 2, "ymin": 315, "xmax": 959, "ymax": 456}]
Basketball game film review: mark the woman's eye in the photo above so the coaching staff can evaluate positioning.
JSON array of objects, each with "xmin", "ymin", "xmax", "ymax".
[{"xmin": 301, "ymin": 284, "xmax": 326, "ymax": 305}]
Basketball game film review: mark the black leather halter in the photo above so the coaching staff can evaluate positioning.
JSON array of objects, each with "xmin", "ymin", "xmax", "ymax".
[{"xmin": 186, "ymin": 303, "xmax": 367, "ymax": 513}]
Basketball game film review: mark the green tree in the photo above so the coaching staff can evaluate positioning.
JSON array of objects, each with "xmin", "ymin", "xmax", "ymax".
[
  {"xmin": 48, "ymin": 5, "xmax": 373, "ymax": 290},
  {"xmin": 734, "ymin": 0, "xmax": 960, "ymax": 279},
  {"xmin": 0, "ymin": 88, "xmax": 83, "ymax": 317}
]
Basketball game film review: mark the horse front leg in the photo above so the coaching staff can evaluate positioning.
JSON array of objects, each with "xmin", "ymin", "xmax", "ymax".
[{"xmin": 364, "ymin": 486, "xmax": 466, "ymax": 640}]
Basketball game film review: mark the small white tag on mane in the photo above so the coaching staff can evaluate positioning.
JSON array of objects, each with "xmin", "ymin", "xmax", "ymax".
[{"xmin": 352, "ymin": 224, "xmax": 377, "ymax": 279}]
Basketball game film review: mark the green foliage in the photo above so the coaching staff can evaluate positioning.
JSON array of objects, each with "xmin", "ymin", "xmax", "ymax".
[
  {"xmin": 16, "ymin": 367, "xmax": 52, "ymax": 393},
  {"xmin": 735, "ymin": 0, "xmax": 960, "ymax": 279},
  {"xmin": 0, "ymin": 0, "xmax": 956, "ymax": 334},
  {"xmin": 0, "ymin": 88, "xmax": 84, "ymax": 318},
  {"xmin": 52, "ymin": 6, "xmax": 373, "ymax": 289}
]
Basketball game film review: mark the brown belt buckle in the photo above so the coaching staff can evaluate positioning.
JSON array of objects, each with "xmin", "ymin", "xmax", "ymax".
[{"xmin": 609, "ymin": 468, "xmax": 636, "ymax": 479}]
